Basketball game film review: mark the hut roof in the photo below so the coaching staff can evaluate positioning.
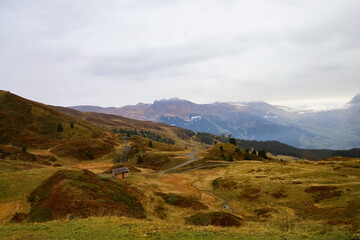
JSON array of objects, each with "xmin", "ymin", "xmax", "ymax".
[{"xmin": 112, "ymin": 167, "xmax": 130, "ymax": 174}]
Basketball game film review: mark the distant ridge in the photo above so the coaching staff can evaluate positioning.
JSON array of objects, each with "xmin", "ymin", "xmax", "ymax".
[
  {"xmin": 70, "ymin": 95, "xmax": 360, "ymax": 149},
  {"xmin": 1, "ymin": 90, "xmax": 359, "ymax": 161}
]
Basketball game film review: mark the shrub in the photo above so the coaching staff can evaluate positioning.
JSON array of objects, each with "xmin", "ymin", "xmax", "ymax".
[
  {"xmin": 85, "ymin": 151, "xmax": 94, "ymax": 159},
  {"xmin": 137, "ymin": 154, "xmax": 142, "ymax": 164},
  {"xmin": 186, "ymin": 212, "xmax": 242, "ymax": 227},
  {"xmin": 229, "ymin": 138, "xmax": 237, "ymax": 145},
  {"xmin": 244, "ymin": 153, "xmax": 252, "ymax": 160},
  {"xmin": 164, "ymin": 194, "xmax": 178, "ymax": 205},
  {"xmin": 258, "ymin": 150, "xmax": 267, "ymax": 159},
  {"xmin": 57, "ymin": 123, "xmax": 63, "ymax": 132},
  {"xmin": 29, "ymin": 208, "xmax": 52, "ymax": 222}
]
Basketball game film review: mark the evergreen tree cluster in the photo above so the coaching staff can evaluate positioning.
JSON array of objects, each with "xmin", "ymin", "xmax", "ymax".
[
  {"xmin": 112, "ymin": 129, "xmax": 175, "ymax": 145},
  {"xmin": 196, "ymin": 132, "xmax": 216, "ymax": 145}
]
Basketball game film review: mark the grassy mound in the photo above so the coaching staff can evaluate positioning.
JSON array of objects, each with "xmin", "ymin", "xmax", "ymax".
[
  {"xmin": 186, "ymin": 212, "xmax": 243, "ymax": 227},
  {"xmin": 136, "ymin": 152, "xmax": 188, "ymax": 171},
  {"xmin": 304, "ymin": 186, "xmax": 342, "ymax": 202},
  {"xmin": 50, "ymin": 139, "xmax": 114, "ymax": 160},
  {"xmin": 155, "ymin": 192, "xmax": 208, "ymax": 210},
  {"xmin": 26, "ymin": 169, "xmax": 145, "ymax": 222},
  {"xmin": 204, "ymin": 143, "xmax": 245, "ymax": 161}
]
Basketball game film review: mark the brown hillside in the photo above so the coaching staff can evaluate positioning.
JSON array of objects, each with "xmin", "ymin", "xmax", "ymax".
[
  {"xmin": 26, "ymin": 169, "xmax": 145, "ymax": 222},
  {"xmin": 53, "ymin": 106, "xmax": 197, "ymax": 145},
  {"xmin": 0, "ymin": 91, "xmax": 114, "ymax": 161}
]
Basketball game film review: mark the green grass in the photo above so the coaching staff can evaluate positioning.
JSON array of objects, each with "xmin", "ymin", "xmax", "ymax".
[
  {"xmin": 0, "ymin": 167, "xmax": 60, "ymax": 203},
  {"xmin": 0, "ymin": 217, "xmax": 355, "ymax": 240}
]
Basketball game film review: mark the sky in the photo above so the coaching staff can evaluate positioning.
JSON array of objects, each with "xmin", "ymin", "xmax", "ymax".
[{"xmin": 1, "ymin": 0, "xmax": 360, "ymax": 110}]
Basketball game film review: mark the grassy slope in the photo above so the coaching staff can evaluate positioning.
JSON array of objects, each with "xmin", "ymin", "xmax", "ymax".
[
  {"xmin": 0, "ymin": 217, "xmax": 353, "ymax": 240},
  {"xmin": 1, "ymin": 157, "xmax": 359, "ymax": 238},
  {"xmin": 53, "ymin": 106, "xmax": 198, "ymax": 148},
  {"xmin": 0, "ymin": 91, "xmax": 117, "ymax": 163},
  {"xmin": 0, "ymin": 91, "xmax": 102, "ymax": 147}
]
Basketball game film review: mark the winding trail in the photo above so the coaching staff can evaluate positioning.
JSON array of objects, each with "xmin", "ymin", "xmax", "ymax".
[
  {"xmin": 158, "ymin": 151, "xmax": 198, "ymax": 174},
  {"xmin": 158, "ymin": 150, "xmax": 235, "ymax": 213},
  {"xmin": 190, "ymin": 180, "xmax": 234, "ymax": 213}
]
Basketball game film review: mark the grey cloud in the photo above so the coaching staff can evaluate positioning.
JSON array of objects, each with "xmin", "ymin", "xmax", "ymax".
[
  {"xmin": 311, "ymin": 64, "xmax": 344, "ymax": 72},
  {"xmin": 0, "ymin": 0, "xmax": 359, "ymax": 107},
  {"xmin": 88, "ymin": 39, "xmax": 249, "ymax": 78}
]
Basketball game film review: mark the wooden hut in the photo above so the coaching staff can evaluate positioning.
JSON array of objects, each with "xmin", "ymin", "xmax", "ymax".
[{"xmin": 112, "ymin": 167, "xmax": 129, "ymax": 179}]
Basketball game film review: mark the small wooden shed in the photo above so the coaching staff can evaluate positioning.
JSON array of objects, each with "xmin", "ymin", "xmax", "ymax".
[{"xmin": 112, "ymin": 167, "xmax": 130, "ymax": 179}]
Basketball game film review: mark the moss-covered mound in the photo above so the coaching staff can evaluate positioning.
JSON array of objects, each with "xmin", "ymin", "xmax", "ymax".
[
  {"xmin": 186, "ymin": 212, "xmax": 243, "ymax": 227},
  {"xmin": 27, "ymin": 169, "xmax": 145, "ymax": 222},
  {"xmin": 155, "ymin": 192, "xmax": 208, "ymax": 210}
]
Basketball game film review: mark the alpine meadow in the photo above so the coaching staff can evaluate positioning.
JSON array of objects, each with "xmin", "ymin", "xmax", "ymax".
[{"xmin": 1, "ymin": 1, "xmax": 360, "ymax": 239}]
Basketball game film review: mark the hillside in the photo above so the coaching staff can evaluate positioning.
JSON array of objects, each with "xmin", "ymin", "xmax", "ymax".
[
  {"xmin": 53, "ymin": 105, "xmax": 196, "ymax": 147},
  {"xmin": 71, "ymin": 95, "xmax": 360, "ymax": 149},
  {"xmin": 0, "ymin": 91, "xmax": 104, "ymax": 147},
  {"xmin": 0, "ymin": 91, "xmax": 197, "ymax": 168},
  {"xmin": 0, "ymin": 91, "xmax": 116, "ymax": 165},
  {"xmin": 25, "ymin": 169, "xmax": 145, "ymax": 222}
]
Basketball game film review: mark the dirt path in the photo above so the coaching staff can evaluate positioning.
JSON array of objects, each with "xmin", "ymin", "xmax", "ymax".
[
  {"xmin": 190, "ymin": 178, "xmax": 234, "ymax": 213},
  {"xmin": 158, "ymin": 151, "xmax": 198, "ymax": 174},
  {"xmin": 158, "ymin": 150, "xmax": 235, "ymax": 212}
]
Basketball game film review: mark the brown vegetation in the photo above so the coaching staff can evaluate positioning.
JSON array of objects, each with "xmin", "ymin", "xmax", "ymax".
[
  {"xmin": 25, "ymin": 169, "xmax": 145, "ymax": 222},
  {"xmin": 155, "ymin": 192, "xmax": 208, "ymax": 210},
  {"xmin": 304, "ymin": 186, "xmax": 342, "ymax": 202},
  {"xmin": 186, "ymin": 212, "xmax": 243, "ymax": 227}
]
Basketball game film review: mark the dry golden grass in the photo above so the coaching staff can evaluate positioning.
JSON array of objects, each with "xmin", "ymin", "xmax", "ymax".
[
  {"xmin": 0, "ymin": 200, "xmax": 30, "ymax": 225},
  {"xmin": 1, "ymin": 143, "xmax": 359, "ymax": 237},
  {"xmin": 111, "ymin": 156, "xmax": 360, "ymax": 233}
]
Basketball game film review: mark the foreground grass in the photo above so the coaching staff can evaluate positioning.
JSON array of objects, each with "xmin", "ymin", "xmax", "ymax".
[{"xmin": 0, "ymin": 217, "xmax": 354, "ymax": 240}]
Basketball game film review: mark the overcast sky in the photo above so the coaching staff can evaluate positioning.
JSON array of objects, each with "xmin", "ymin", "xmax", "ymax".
[{"xmin": 1, "ymin": 0, "xmax": 359, "ymax": 110}]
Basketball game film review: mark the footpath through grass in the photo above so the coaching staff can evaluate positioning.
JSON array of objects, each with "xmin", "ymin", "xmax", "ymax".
[{"xmin": 0, "ymin": 217, "xmax": 354, "ymax": 240}]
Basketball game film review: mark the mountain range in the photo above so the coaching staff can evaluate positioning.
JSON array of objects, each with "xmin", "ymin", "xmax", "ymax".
[
  {"xmin": 71, "ymin": 94, "xmax": 360, "ymax": 149},
  {"xmin": 1, "ymin": 90, "xmax": 359, "ymax": 162}
]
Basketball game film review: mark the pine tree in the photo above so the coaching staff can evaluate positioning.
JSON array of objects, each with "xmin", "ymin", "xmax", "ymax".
[{"xmin": 57, "ymin": 123, "xmax": 63, "ymax": 132}]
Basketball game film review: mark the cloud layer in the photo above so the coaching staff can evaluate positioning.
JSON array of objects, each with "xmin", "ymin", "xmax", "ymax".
[{"xmin": 1, "ymin": 0, "xmax": 359, "ymax": 108}]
